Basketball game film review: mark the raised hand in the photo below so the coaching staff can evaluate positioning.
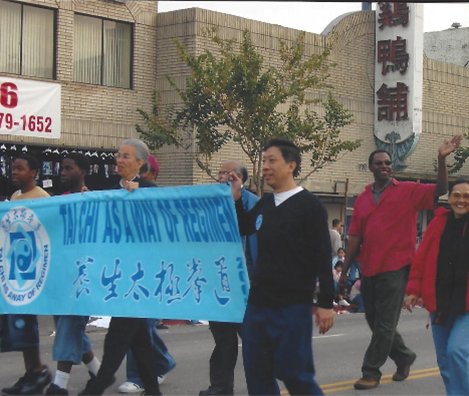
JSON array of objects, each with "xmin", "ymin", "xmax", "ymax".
[{"xmin": 439, "ymin": 135, "xmax": 462, "ymax": 158}]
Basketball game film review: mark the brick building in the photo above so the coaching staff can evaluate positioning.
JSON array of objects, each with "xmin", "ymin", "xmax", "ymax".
[
  {"xmin": 1, "ymin": 1, "xmax": 469, "ymax": 231},
  {"xmin": 0, "ymin": 0, "xmax": 158, "ymax": 197},
  {"xmin": 155, "ymin": 7, "xmax": 469, "ymax": 228}
]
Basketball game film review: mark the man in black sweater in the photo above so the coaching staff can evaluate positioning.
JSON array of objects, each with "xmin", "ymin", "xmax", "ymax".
[{"xmin": 228, "ymin": 138, "xmax": 335, "ymax": 395}]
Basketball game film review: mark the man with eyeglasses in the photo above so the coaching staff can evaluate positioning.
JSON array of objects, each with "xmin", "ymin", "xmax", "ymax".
[
  {"xmin": 339, "ymin": 135, "xmax": 462, "ymax": 391},
  {"xmin": 198, "ymin": 161, "xmax": 259, "ymax": 396}
]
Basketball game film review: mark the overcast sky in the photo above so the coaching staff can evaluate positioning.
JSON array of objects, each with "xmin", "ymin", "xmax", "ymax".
[{"xmin": 158, "ymin": 2, "xmax": 469, "ymax": 34}]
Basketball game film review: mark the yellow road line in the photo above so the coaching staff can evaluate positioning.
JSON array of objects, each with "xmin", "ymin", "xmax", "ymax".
[{"xmin": 280, "ymin": 367, "xmax": 441, "ymax": 395}]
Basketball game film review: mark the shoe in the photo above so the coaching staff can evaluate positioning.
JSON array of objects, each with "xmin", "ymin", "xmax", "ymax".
[
  {"xmin": 392, "ymin": 352, "xmax": 417, "ymax": 381},
  {"xmin": 338, "ymin": 300, "xmax": 350, "ymax": 307},
  {"xmin": 1, "ymin": 373, "xmax": 29, "ymax": 396},
  {"xmin": 199, "ymin": 386, "xmax": 234, "ymax": 396},
  {"xmin": 79, "ymin": 375, "xmax": 116, "ymax": 396},
  {"xmin": 157, "ymin": 375, "xmax": 165, "ymax": 385},
  {"xmin": 3, "ymin": 366, "xmax": 52, "ymax": 396},
  {"xmin": 156, "ymin": 323, "xmax": 168, "ymax": 330},
  {"xmin": 117, "ymin": 382, "xmax": 144, "ymax": 394},
  {"xmin": 45, "ymin": 384, "xmax": 69, "ymax": 395},
  {"xmin": 353, "ymin": 376, "xmax": 380, "ymax": 390}
]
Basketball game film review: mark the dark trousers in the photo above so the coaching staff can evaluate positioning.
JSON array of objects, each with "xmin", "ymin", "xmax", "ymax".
[
  {"xmin": 208, "ymin": 321, "xmax": 243, "ymax": 389},
  {"xmin": 361, "ymin": 265, "xmax": 414, "ymax": 380},
  {"xmin": 242, "ymin": 303, "xmax": 323, "ymax": 396},
  {"xmin": 91, "ymin": 317, "xmax": 161, "ymax": 395}
]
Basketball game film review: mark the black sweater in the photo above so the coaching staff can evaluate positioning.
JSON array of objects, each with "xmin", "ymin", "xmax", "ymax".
[{"xmin": 235, "ymin": 189, "xmax": 334, "ymax": 309}]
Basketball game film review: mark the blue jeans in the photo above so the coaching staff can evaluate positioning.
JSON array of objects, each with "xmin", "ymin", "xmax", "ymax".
[
  {"xmin": 431, "ymin": 312, "xmax": 469, "ymax": 395},
  {"xmin": 242, "ymin": 303, "xmax": 323, "ymax": 396},
  {"xmin": 351, "ymin": 295, "xmax": 364, "ymax": 312},
  {"xmin": 53, "ymin": 315, "xmax": 91, "ymax": 364},
  {"xmin": 126, "ymin": 319, "xmax": 176, "ymax": 386}
]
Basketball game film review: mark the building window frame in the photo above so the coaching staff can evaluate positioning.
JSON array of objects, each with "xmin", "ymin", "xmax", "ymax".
[
  {"xmin": 73, "ymin": 13, "xmax": 133, "ymax": 89},
  {"xmin": 0, "ymin": 0, "xmax": 56, "ymax": 79}
]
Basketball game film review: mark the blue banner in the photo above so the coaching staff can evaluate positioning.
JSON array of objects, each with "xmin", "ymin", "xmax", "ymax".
[{"xmin": 0, "ymin": 184, "xmax": 249, "ymax": 322}]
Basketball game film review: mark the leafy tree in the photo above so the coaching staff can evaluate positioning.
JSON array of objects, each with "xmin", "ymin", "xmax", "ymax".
[
  {"xmin": 136, "ymin": 28, "xmax": 361, "ymax": 194},
  {"xmin": 443, "ymin": 130, "xmax": 469, "ymax": 174}
]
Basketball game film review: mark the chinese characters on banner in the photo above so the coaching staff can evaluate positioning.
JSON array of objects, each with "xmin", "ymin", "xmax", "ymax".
[
  {"xmin": 0, "ymin": 184, "xmax": 250, "ymax": 323},
  {"xmin": 374, "ymin": 2, "xmax": 424, "ymax": 167}
]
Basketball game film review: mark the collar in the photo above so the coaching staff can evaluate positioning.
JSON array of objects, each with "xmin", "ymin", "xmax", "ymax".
[
  {"xmin": 371, "ymin": 177, "xmax": 394, "ymax": 193},
  {"xmin": 119, "ymin": 175, "xmax": 139, "ymax": 188},
  {"xmin": 367, "ymin": 177, "xmax": 398, "ymax": 193}
]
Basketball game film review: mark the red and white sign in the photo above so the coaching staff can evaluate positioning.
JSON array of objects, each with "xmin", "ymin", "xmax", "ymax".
[{"xmin": 0, "ymin": 77, "xmax": 61, "ymax": 139}]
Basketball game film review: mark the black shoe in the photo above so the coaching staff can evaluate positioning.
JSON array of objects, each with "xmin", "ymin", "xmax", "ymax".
[
  {"xmin": 45, "ymin": 384, "xmax": 68, "ymax": 395},
  {"xmin": 3, "ymin": 366, "xmax": 52, "ymax": 396},
  {"xmin": 199, "ymin": 386, "xmax": 234, "ymax": 396},
  {"xmin": 78, "ymin": 375, "xmax": 116, "ymax": 396},
  {"xmin": 393, "ymin": 352, "xmax": 417, "ymax": 381},
  {"xmin": 156, "ymin": 323, "xmax": 168, "ymax": 330},
  {"xmin": 78, "ymin": 378, "xmax": 101, "ymax": 396},
  {"xmin": 1, "ymin": 373, "xmax": 29, "ymax": 396}
]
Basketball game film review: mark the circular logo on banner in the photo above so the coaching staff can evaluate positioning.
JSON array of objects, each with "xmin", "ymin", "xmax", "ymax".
[
  {"xmin": 255, "ymin": 214, "xmax": 263, "ymax": 230},
  {"xmin": 0, "ymin": 207, "xmax": 51, "ymax": 306}
]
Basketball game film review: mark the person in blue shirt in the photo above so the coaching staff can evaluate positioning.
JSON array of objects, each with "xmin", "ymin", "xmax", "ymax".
[{"xmin": 199, "ymin": 161, "xmax": 259, "ymax": 396}]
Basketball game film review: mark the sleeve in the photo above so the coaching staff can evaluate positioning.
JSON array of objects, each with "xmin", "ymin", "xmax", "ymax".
[
  {"xmin": 411, "ymin": 183, "xmax": 436, "ymax": 212},
  {"xmin": 311, "ymin": 197, "xmax": 335, "ymax": 309},
  {"xmin": 235, "ymin": 197, "xmax": 261, "ymax": 236},
  {"xmin": 406, "ymin": 218, "xmax": 438, "ymax": 297}
]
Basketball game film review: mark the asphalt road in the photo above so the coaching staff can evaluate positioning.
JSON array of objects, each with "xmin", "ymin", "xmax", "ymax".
[{"xmin": 0, "ymin": 307, "xmax": 445, "ymax": 395}]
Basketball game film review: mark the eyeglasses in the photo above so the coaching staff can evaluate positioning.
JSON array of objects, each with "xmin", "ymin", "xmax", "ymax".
[
  {"xmin": 218, "ymin": 171, "xmax": 231, "ymax": 176},
  {"xmin": 116, "ymin": 153, "xmax": 135, "ymax": 160},
  {"xmin": 374, "ymin": 160, "xmax": 392, "ymax": 166},
  {"xmin": 450, "ymin": 191, "xmax": 469, "ymax": 200}
]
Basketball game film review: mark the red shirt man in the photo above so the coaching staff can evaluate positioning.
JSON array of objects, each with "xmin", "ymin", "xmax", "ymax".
[
  {"xmin": 348, "ymin": 179, "xmax": 434, "ymax": 277},
  {"xmin": 340, "ymin": 136, "xmax": 461, "ymax": 391}
]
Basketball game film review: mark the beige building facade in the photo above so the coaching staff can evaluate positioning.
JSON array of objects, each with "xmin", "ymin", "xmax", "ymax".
[
  {"xmin": 0, "ymin": 0, "xmax": 158, "ymax": 196},
  {"xmin": 1, "ymin": 1, "xmax": 469, "ymax": 230},
  {"xmin": 155, "ymin": 7, "xmax": 469, "ymax": 228}
]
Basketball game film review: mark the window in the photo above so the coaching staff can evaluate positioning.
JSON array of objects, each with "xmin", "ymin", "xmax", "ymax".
[
  {"xmin": 0, "ymin": 0, "xmax": 55, "ymax": 79},
  {"xmin": 74, "ymin": 14, "xmax": 131, "ymax": 89}
]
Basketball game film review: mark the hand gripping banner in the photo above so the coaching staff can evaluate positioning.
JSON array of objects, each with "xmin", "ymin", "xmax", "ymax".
[{"xmin": 0, "ymin": 184, "xmax": 249, "ymax": 323}]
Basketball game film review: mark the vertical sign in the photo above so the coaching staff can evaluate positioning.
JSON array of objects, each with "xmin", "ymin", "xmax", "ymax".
[{"xmin": 374, "ymin": 3, "xmax": 424, "ymax": 169}]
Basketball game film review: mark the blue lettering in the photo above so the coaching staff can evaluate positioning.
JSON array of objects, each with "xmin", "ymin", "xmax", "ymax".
[
  {"xmin": 141, "ymin": 201, "xmax": 161, "ymax": 242},
  {"xmin": 174, "ymin": 200, "xmax": 195, "ymax": 242},
  {"xmin": 112, "ymin": 202, "xmax": 122, "ymax": 243},
  {"xmin": 122, "ymin": 203, "xmax": 135, "ymax": 243},
  {"xmin": 157, "ymin": 201, "xmax": 180, "ymax": 242},
  {"xmin": 190, "ymin": 200, "xmax": 209, "ymax": 242},
  {"xmin": 102, "ymin": 202, "xmax": 114, "ymax": 243}
]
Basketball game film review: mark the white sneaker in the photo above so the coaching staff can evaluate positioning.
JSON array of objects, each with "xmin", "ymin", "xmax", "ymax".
[
  {"xmin": 158, "ymin": 375, "xmax": 165, "ymax": 385},
  {"xmin": 339, "ymin": 300, "xmax": 350, "ymax": 307},
  {"xmin": 117, "ymin": 382, "xmax": 145, "ymax": 394}
]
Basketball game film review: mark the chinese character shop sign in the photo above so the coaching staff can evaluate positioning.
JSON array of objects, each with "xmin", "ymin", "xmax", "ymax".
[
  {"xmin": 374, "ymin": 3, "xmax": 424, "ymax": 169},
  {"xmin": 0, "ymin": 184, "xmax": 249, "ymax": 323},
  {"xmin": 0, "ymin": 76, "xmax": 61, "ymax": 139}
]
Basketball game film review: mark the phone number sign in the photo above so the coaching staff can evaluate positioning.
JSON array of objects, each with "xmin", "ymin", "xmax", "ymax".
[{"xmin": 0, "ymin": 77, "xmax": 61, "ymax": 139}]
